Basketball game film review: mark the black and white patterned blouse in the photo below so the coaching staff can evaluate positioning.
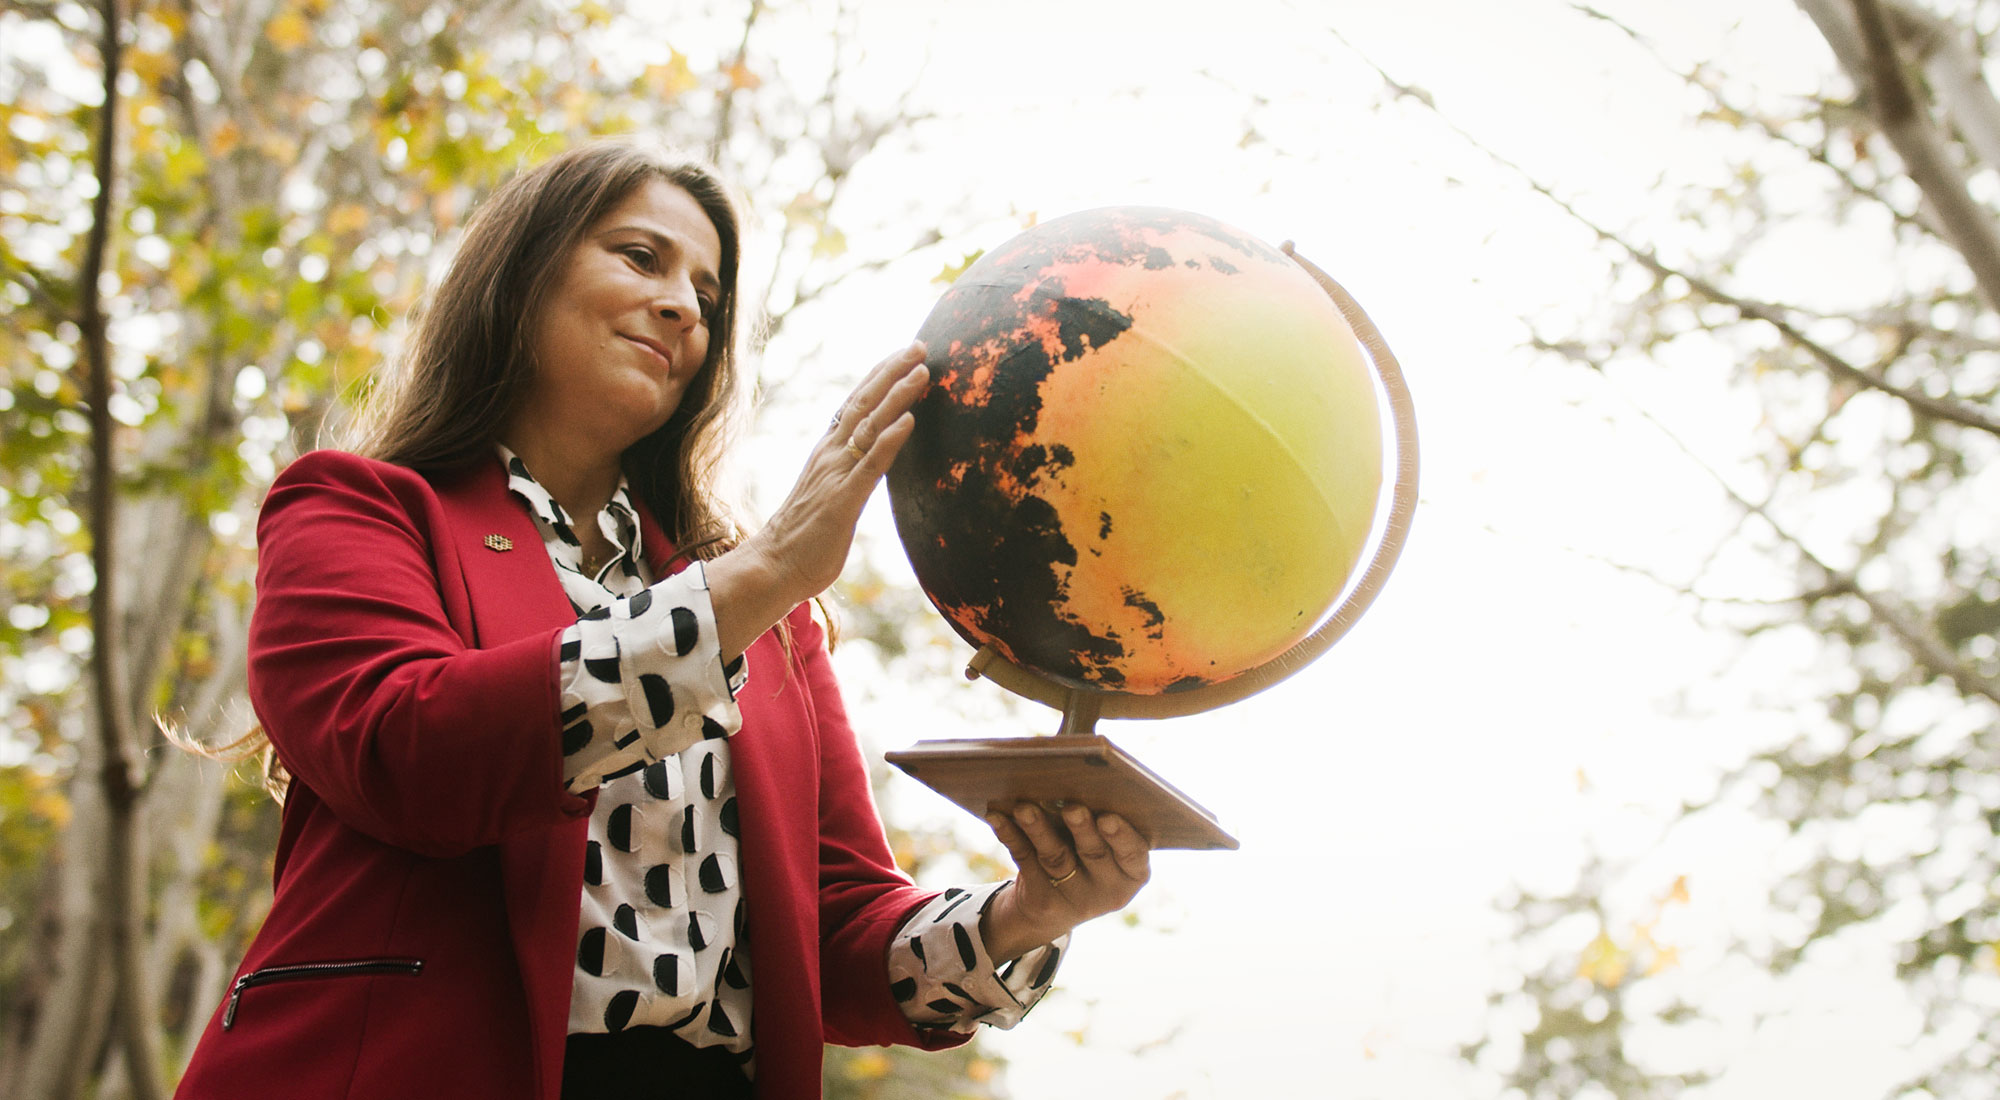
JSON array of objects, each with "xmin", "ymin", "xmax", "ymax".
[{"xmin": 497, "ymin": 447, "xmax": 1065, "ymax": 1074}]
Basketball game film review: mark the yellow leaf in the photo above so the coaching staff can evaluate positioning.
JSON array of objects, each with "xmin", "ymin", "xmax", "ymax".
[
  {"xmin": 723, "ymin": 59, "xmax": 761, "ymax": 90},
  {"xmin": 166, "ymin": 260, "xmax": 200, "ymax": 298},
  {"xmin": 1645, "ymin": 944, "xmax": 1681, "ymax": 977},
  {"xmin": 212, "ymin": 119, "xmax": 241, "ymax": 156},
  {"xmin": 645, "ymin": 50, "xmax": 699, "ymax": 100},
  {"xmin": 1665, "ymin": 874, "xmax": 1691, "ymax": 906},
  {"xmin": 1576, "ymin": 929, "xmax": 1629, "ymax": 988},
  {"xmin": 845, "ymin": 1050, "xmax": 891, "ymax": 1080},
  {"xmin": 325, "ymin": 203, "xmax": 370, "ymax": 236},
  {"xmin": 34, "ymin": 790, "xmax": 72, "ymax": 829},
  {"xmin": 259, "ymin": 133, "xmax": 300, "ymax": 163},
  {"xmin": 133, "ymin": 112, "xmax": 170, "ymax": 153},
  {"xmin": 812, "ymin": 226, "xmax": 847, "ymax": 260},
  {"xmin": 933, "ymin": 249, "xmax": 984, "ymax": 285},
  {"xmin": 127, "ymin": 47, "xmax": 173, "ymax": 86},
  {"xmin": 782, "ymin": 190, "xmax": 826, "ymax": 229},
  {"xmin": 267, "ymin": 9, "xmax": 312, "ymax": 50}
]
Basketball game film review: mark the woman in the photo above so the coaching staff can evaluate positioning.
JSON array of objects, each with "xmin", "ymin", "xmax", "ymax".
[{"xmin": 174, "ymin": 141, "xmax": 1150, "ymax": 1100}]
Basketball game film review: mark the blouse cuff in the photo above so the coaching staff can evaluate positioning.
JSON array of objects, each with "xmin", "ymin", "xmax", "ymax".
[
  {"xmin": 559, "ymin": 563, "xmax": 745, "ymax": 792},
  {"xmin": 885, "ymin": 881, "xmax": 1069, "ymax": 1034}
]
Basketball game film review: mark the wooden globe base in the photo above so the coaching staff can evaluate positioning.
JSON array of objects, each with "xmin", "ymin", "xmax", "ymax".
[{"xmin": 886, "ymin": 246, "xmax": 1419, "ymax": 850}]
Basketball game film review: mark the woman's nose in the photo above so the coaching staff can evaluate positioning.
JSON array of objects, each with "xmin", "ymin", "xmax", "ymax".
[{"xmin": 654, "ymin": 275, "xmax": 700, "ymax": 326}]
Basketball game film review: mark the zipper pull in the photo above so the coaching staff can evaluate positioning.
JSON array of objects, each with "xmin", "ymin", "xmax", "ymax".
[{"xmin": 222, "ymin": 975, "xmax": 250, "ymax": 1030}]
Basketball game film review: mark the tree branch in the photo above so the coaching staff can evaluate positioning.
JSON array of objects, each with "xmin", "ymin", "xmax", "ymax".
[
  {"xmin": 1605, "ymin": 359, "xmax": 2000, "ymax": 709},
  {"xmin": 5, "ymin": 263, "xmax": 71, "ymax": 317},
  {"xmin": 1325, "ymin": 26, "xmax": 2000, "ymax": 439},
  {"xmin": 0, "ymin": 0, "xmax": 63, "ymax": 17},
  {"xmin": 706, "ymin": 0, "xmax": 764, "ymax": 166},
  {"xmin": 1844, "ymin": 0, "xmax": 2000, "ymax": 315},
  {"xmin": 1357, "ymin": 8, "xmax": 2000, "ymax": 705},
  {"xmin": 1619, "ymin": 243, "xmax": 2000, "ymax": 436},
  {"xmin": 1575, "ymin": 3, "xmax": 1941, "ymax": 241}
]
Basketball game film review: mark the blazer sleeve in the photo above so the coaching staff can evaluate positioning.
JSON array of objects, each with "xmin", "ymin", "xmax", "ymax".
[
  {"xmin": 791, "ymin": 609, "xmax": 971, "ymax": 1051},
  {"xmin": 248, "ymin": 451, "xmax": 585, "ymax": 857}
]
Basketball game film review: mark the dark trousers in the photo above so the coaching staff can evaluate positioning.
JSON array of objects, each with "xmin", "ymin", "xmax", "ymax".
[{"xmin": 561, "ymin": 1027, "xmax": 753, "ymax": 1100}]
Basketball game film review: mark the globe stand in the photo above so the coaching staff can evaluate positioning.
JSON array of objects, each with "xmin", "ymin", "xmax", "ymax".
[
  {"xmin": 886, "ymin": 681, "xmax": 1243, "ymax": 849},
  {"xmin": 886, "ymin": 246, "xmax": 1419, "ymax": 850}
]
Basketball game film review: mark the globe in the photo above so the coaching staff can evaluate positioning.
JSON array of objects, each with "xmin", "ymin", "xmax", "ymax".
[{"xmin": 888, "ymin": 206, "xmax": 1386, "ymax": 696}]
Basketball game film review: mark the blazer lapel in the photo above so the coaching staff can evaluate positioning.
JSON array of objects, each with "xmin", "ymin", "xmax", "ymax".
[
  {"xmin": 632, "ymin": 496, "xmax": 686, "ymax": 582},
  {"xmin": 428, "ymin": 457, "xmax": 575, "ymax": 647}
]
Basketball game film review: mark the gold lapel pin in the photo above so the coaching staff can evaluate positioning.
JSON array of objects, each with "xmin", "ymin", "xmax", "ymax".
[{"xmin": 484, "ymin": 534, "xmax": 514, "ymax": 552}]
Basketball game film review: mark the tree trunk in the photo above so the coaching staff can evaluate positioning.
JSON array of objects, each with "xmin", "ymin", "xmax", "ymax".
[
  {"xmin": 79, "ymin": 1, "xmax": 170, "ymax": 1096},
  {"xmin": 11, "ymin": 771, "xmax": 117, "ymax": 1100}
]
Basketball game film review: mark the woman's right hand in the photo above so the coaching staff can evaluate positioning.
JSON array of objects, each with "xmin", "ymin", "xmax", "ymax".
[{"xmin": 705, "ymin": 341, "xmax": 931, "ymax": 659}]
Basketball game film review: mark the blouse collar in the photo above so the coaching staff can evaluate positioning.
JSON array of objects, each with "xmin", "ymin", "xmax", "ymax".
[{"xmin": 495, "ymin": 444, "xmax": 645, "ymax": 586}]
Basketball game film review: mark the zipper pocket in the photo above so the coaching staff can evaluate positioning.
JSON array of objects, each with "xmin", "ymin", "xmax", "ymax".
[{"xmin": 223, "ymin": 957, "xmax": 424, "ymax": 1030}]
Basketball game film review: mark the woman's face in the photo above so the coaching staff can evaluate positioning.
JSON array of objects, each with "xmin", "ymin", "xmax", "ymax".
[{"xmin": 519, "ymin": 178, "xmax": 725, "ymax": 454}]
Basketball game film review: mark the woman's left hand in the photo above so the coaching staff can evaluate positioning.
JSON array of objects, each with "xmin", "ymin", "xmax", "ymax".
[{"xmin": 978, "ymin": 801, "xmax": 1151, "ymax": 963}]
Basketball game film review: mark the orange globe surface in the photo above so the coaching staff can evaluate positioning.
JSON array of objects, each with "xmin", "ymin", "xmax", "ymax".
[{"xmin": 887, "ymin": 207, "xmax": 1384, "ymax": 695}]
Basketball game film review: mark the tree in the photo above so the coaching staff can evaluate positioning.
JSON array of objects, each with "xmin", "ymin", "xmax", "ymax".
[
  {"xmin": 0, "ymin": 0, "xmax": 1003, "ymax": 1094},
  {"xmin": 1367, "ymin": 1, "xmax": 2000, "ymax": 1094}
]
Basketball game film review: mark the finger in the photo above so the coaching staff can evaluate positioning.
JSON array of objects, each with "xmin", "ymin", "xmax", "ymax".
[
  {"xmin": 1011, "ymin": 803, "xmax": 1078, "ymax": 879},
  {"xmin": 832, "ymin": 342, "xmax": 926, "ymax": 437},
  {"xmin": 1096, "ymin": 813, "xmax": 1152, "ymax": 881},
  {"xmin": 849, "ymin": 362, "xmax": 929, "ymax": 454},
  {"xmin": 984, "ymin": 810, "xmax": 1040, "ymax": 871},
  {"xmin": 878, "ymin": 355, "xmax": 931, "ymax": 415},
  {"xmin": 850, "ymin": 411, "xmax": 915, "ymax": 476},
  {"xmin": 1062, "ymin": 804, "xmax": 1116, "ymax": 870}
]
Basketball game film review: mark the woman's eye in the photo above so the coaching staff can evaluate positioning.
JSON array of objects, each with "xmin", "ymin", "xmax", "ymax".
[{"xmin": 621, "ymin": 246, "xmax": 657, "ymax": 270}]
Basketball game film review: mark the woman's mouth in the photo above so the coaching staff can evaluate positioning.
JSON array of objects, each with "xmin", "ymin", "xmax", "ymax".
[{"xmin": 621, "ymin": 334, "xmax": 673, "ymax": 371}]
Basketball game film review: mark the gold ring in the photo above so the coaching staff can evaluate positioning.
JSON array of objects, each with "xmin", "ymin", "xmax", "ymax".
[
  {"xmin": 844, "ymin": 439, "xmax": 866, "ymax": 460},
  {"xmin": 1049, "ymin": 867, "xmax": 1080, "ymax": 888}
]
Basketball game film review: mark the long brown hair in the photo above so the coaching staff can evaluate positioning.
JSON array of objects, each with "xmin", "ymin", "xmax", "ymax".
[
  {"xmin": 179, "ymin": 141, "xmax": 752, "ymax": 798},
  {"xmin": 346, "ymin": 139, "xmax": 747, "ymax": 561}
]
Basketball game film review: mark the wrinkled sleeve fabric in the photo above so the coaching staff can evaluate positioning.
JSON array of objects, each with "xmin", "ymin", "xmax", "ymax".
[
  {"xmin": 886, "ymin": 883, "xmax": 1067, "ymax": 1033},
  {"xmin": 555, "ymin": 562, "xmax": 747, "ymax": 793},
  {"xmin": 247, "ymin": 451, "xmax": 577, "ymax": 858}
]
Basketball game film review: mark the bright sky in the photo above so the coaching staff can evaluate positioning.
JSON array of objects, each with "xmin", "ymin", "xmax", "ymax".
[{"xmin": 713, "ymin": 1, "xmax": 1944, "ymax": 1097}]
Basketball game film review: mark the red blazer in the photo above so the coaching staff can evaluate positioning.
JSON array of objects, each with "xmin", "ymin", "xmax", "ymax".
[{"xmin": 175, "ymin": 450, "xmax": 962, "ymax": 1100}]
